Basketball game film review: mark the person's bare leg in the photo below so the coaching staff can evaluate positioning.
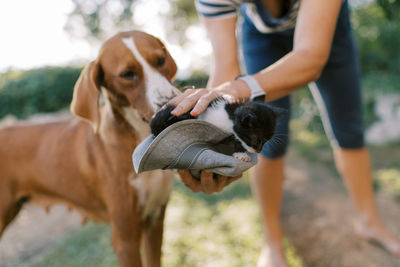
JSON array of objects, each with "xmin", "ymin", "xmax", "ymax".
[
  {"xmin": 334, "ymin": 147, "xmax": 400, "ymax": 256},
  {"xmin": 250, "ymin": 155, "xmax": 288, "ymax": 267}
]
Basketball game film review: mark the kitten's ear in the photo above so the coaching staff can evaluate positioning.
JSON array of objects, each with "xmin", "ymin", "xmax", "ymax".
[
  {"xmin": 270, "ymin": 106, "xmax": 288, "ymax": 118},
  {"xmin": 242, "ymin": 113, "xmax": 258, "ymax": 128}
]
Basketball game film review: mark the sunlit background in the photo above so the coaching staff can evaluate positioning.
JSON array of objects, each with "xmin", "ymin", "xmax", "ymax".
[
  {"xmin": 0, "ymin": 1, "xmax": 88, "ymax": 71},
  {"xmin": 0, "ymin": 0, "xmax": 212, "ymax": 78}
]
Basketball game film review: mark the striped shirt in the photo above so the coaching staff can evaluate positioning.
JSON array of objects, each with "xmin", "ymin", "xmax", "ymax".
[{"xmin": 195, "ymin": 0, "xmax": 300, "ymax": 33}]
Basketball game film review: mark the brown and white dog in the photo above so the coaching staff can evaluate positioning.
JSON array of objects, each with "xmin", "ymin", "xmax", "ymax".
[{"xmin": 0, "ymin": 31, "xmax": 180, "ymax": 267}]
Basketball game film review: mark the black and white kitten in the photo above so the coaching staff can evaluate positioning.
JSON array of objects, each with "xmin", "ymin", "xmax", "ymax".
[{"xmin": 150, "ymin": 98, "xmax": 282, "ymax": 161}]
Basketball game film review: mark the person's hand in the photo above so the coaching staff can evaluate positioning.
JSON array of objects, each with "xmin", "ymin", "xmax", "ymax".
[
  {"xmin": 169, "ymin": 86, "xmax": 232, "ymax": 117},
  {"xmin": 169, "ymin": 80, "xmax": 250, "ymax": 117},
  {"xmin": 177, "ymin": 169, "xmax": 242, "ymax": 194}
]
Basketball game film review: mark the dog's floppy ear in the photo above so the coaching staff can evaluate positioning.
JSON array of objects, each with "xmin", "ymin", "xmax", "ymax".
[
  {"xmin": 164, "ymin": 48, "xmax": 177, "ymax": 81},
  {"xmin": 71, "ymin": 60, "xmax": 102, "ymax": 132},
  {"xmin": 157, "ymin": 38, "xmax": 177, "ymax": 81}
]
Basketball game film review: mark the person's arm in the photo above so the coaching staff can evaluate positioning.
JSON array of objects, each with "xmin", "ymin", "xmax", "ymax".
[
  {"xmin": 170, "ymin": 0, "xmax": 343, "ymax": 116},
  {"xmin": 203, "ymin": 16, "xmax": 241, "ymax": 88},
  {"xmin": 174, "ymin": 2, "xmax": 243, "ymax": 194},
  {"xmin": 253, "ymin": 0, "xmax": 342, "ymax": 101},
  {"xmin": 177, "ymin": 17, "xmax": 245, "ymax": 194}
]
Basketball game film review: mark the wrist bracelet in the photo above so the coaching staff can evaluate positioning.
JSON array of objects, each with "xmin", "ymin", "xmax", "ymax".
[{"xmin": 236, "ymin": 75, "xmax": 266, "ymax": 101}]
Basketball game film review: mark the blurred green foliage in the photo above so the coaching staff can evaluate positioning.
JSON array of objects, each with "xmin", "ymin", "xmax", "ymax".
[
  {"xmin": 352, "ymin": 2, "xmax": 400, "ymax": 74},
  {"xmin": 0, "ymin": 67, "xmax": 81, "ymax": 119},
  {"xmin": 375, "ymin": 0, "xmax": 400, "ymax": 21},
  {"xmin": 0, "ymin": 68, "xmax": 209, "ymax": 120}
]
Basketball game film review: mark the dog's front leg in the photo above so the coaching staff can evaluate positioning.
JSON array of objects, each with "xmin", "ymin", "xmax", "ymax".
[
  {"xmin": 107, "ymin": 188, "xmax": 144, "ymax": 267},
  {"xmin": 111, "ymin": 214, "xmax": 143, "ymax": 267},
  {"xmin": 0, "ymin": 184, "xmax": 18, "ymax": 237},
  {"xmin": 141, "ymin": 204, "xmax": 168, "ymax": 267}
]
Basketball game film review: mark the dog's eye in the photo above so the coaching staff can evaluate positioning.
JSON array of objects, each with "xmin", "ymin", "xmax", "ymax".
[
  {"xmin": 157, "ymin": 56, "xmax": 166, "ymax": 67},
  {"xmin": 119, "ymin": 70, "xmax": 137, "ymax": 80}
]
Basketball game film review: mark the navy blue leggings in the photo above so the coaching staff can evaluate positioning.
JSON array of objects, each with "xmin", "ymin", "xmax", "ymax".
[{"xmin": 241, "ymin": 1, "xmax": 365, "ymax": 158}]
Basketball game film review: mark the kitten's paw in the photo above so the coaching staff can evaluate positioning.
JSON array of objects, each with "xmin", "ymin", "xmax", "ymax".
[{"xmin": 233, "ymin": 152, "xmax": 251, "ymax": 162}]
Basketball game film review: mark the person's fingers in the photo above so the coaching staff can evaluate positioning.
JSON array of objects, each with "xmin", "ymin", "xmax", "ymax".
[
  {"xmin": 177, "ymin": 168, "xmax": 243, "ymax": 194},
  {"xmin": 177, "ymin": 169, "xmax": 201, "ymax": 192},
  {"xmin": 168, "ymin": 89, "xmax": 193, "ymax": 106},
  {"xmin": 225, "ymin": 173, "xmax": 243, "ymax": 187},
  {"xmin": 171, "ymin": 90, "xmax": 208, "ymax": 116},
  {"xmin": 190, "ymin": 91, "xmax": 219, "ymax": 116},
  {"xmin": 216, "ymin": 175, "xmax": 229, "ymax": 192},
  {"xmin": 215, "ymin": 173, "xmax": 243, "ymax": 192},
  {"xmin": 223, "ymin": 93, "xmax": 237, "ymax": 104},
  {"xmin": 200, "ymin": 170, "xmax": 218, "ymax": 194}
]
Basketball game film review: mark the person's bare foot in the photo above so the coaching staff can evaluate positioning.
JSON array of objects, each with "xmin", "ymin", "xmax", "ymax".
[
  {"xmin": 257, "ymin": 244, "xmax": 288, "ymax": 267},
  {"xmin": 354, "ymin": 217, "xmax": 400, "ymax": 257}
]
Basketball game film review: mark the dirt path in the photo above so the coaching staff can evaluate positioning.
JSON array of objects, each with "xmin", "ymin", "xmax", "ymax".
[
  {"xmin": 282, "ymin": 151, "xmax": 400, "ymax": 266},
  {"xmin": 0, "ymin": 150, "xmax": 399, "ymax": 266}
]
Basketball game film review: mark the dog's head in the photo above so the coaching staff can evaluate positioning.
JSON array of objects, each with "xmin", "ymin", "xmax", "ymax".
[{"xmin": 70, "ymin": 31, "xmax": 179, "ymax": 132}]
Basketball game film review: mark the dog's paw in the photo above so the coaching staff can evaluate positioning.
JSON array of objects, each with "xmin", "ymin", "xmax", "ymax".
[{"xmin": 233, "ymin": 152, "xmax": 251, "ymax": 162}]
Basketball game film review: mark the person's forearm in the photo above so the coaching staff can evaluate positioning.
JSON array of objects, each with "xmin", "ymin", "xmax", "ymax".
[
  {"xmin": 218, "ymin": 48, "xmax": 326, "ymax": 102},
  {"xmin": 253, "ymin": 48, "xmax": 325, "ymax": 101}
]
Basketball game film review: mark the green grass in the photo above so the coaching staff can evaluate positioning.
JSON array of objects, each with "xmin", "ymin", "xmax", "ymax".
[
  {"xmin": 27, "ymin": 223, "xmax": 118, "ymax": 267},
  {"xmin": 24, "ymin": 176, "xmax": 303, "ymax": 267}
]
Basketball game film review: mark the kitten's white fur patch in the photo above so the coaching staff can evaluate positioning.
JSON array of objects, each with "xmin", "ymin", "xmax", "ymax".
[
  {"xmin": 198, "ymin": 99, "xmax": 233, "ymax": 133},
  {"xmin": 198, "ymin": 99, "xmax": 257, "ymax": 153}
]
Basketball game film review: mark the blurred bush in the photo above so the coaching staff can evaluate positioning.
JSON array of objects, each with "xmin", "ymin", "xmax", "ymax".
[
  {"xmin": 0, "ymin": 67, "xmax": 209, "ymax": 120},
  {"xmin": 0, "ymin": 67, "xmax": 81, "ymax": 119},
  {"xmin": 352, "ymin": 2, "xmax": 400, "ymax": 75}
]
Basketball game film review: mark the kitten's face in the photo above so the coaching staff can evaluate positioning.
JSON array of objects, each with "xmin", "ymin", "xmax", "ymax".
[{"xmin": 233, "ymin": 102, "xmax": 278, "ymax": 153}]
